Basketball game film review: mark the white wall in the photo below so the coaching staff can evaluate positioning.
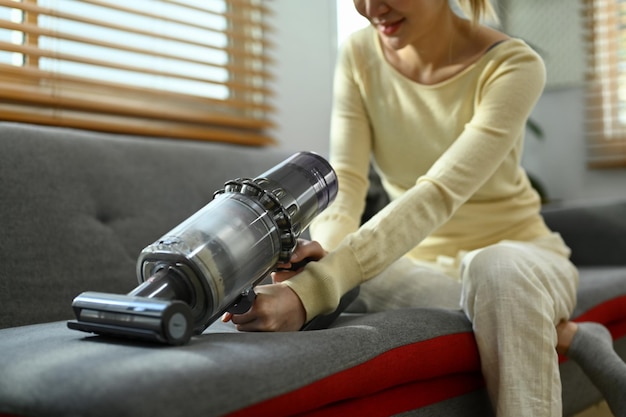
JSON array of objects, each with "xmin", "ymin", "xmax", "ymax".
[
  {"xmin": 270, "ymin": 2, "xmax": 626, "ymax": 204},
  {"xmin": 524, "ymin": 88, "xmax": 626, "ymax": 204},
  {"xmin": 269, "ymin": 0, "xmax": 337, "ymax": 157},
  {"xmin": 501, "ymin": 0, "xmax": 626, "ymax": 203}
]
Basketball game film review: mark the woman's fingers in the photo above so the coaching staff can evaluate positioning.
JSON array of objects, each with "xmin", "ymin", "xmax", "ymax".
[
  {"xmin": 272, "ymin": 269, "xmax": 298, "ymax": 283},
  {"xmin": 292, "ymin": 239, "xmax": 327, "ymax": 262},
  {"xmin": 224, "ymin": 240, "xmax": 323, "ymax": 328},
  {"xmin": 272, "ymin": 239, "xmax": 327, "ymax": 283},
  {"xmin": 227, "ymin": 284, "xmax": 306, "ymax": 332}
]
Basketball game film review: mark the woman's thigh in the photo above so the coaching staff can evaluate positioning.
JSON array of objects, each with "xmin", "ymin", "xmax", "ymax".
[
  {"xmin": 459, "ymin": 235, "xmax": 579, "ymax": 325},
  {"xmin": 347, "ymin": 256, "xmax": 463, "ymax": 313}
]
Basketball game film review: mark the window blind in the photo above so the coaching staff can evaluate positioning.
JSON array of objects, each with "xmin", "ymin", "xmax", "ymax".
[
  {"xmin": 583, "ymin": 0, "xmax": 626, "ymax": 167},
  {"xmin": 0, "ymin": 0, "xmax": 275, "ymax": 145}
]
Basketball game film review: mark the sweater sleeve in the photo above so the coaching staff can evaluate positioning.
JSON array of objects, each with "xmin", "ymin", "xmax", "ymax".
[
  {"xmin": 308, "ymin": 38, "xmax": 372, "ymax": 251},
  {"xmin": 285, "ymin": 41, "xmax": 547, "ymax": 321}
]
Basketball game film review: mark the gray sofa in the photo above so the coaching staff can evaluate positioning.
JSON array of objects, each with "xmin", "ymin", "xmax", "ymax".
[{"xmin": 0, "ymin": 122, "xmax": 625, "ymax": 417}]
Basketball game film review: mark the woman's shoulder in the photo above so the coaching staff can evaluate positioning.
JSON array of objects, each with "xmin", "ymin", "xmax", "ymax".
[
  {"xmin": 475, "ymin": 37, "xmax": 546, "ymax": 85},
  {"xmin": 466, "ymin": 22, "xmax": 539, "ymax": 62},
  {"xmin": 485, "ymin": 38, "xmax": 544, "ymax": 66},
  {"xmin": 341, "ymin": 25, "xmax": 375, "ymax": 47},
  {"xmin": 340, "ymin": 26, "xmax": 378, "ymax": 57},
  {"xmin": 472, "ymin": 37, "xmax": 546, "ymax": 97}
]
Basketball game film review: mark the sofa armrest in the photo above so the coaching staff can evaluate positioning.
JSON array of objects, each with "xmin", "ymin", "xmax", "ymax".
[{"xmin": 541, "ymin": 200, "xmax": 626, "ymax": 266}]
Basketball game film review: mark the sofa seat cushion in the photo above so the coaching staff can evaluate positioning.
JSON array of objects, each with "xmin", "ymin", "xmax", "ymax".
[
  {"xmin": 0, "ymin": 309, "xmax": 482, "ymax": 417},
  {"xmin": 1, "ymin": 267, "xmax": 625, "ymax": 417},
  {"xmin": 224, "ymin": 311, "xmax": 485, "ymax": 417}
]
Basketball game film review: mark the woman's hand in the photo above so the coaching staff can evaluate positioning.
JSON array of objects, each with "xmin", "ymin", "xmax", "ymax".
[
  {"xmin": 272, "ymin": 239, "xmax": 327, "ymax": 283},
  {"xmin": 222, "ymin": 239, "xmax": 327, "ymax": 332},
  {"xmin": 222, "ymin": 283, "xmax": 306, "ymax": 332}
]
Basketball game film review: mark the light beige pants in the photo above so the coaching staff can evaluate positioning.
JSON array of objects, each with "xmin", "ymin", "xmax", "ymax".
[{"xmin": 348, "ymin": 233, "xmax": 579, "ymax": 417}]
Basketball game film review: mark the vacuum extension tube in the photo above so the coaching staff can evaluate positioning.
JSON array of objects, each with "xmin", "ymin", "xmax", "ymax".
[{"xmin": 68, "ymin": 152, "xmax": 339, "ymax": 345}]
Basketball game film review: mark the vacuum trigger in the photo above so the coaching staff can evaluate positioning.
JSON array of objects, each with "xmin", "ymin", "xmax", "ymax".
[
  {"xmin": 226, "ymin": 288, "xmax": 257, "ymax": 314},
  {"xmin": 275, "ymin": 258, "xmax": 313, "ymax": 272}
]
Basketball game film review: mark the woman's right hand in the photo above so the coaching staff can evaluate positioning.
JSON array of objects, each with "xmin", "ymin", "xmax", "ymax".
[{"xmin": 271, "ymin": 239, "xmax": 327, "ymax": 283}]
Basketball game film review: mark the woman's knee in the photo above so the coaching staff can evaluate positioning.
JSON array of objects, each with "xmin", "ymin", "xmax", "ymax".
[
  {"xmin": 462, "ymin": 245, "xmax": 531, "ymax": 288},
  {"xmin": 460, "ymin": 244, "xmax": 540, "ymax": 316}
]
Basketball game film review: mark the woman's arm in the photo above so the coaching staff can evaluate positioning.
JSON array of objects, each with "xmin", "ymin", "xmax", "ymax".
[
  {"xmin": 285, "ymin": 42, "xmax": 547, "ymax": 322},
  {"xmin": 308, "ymin": 38, "xmax": 373, "ymax": 251},
  {"xmin": 230, "ymin": 40, "xmax": 547, "ymax": 330}
]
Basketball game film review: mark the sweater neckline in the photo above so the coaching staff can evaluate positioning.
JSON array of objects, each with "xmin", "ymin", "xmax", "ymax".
[{"xmin": 370, "ymin": 26, "xmax": 515, "ymax": 89}]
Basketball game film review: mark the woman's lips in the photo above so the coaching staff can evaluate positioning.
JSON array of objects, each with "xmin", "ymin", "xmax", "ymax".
[{"xmin": 378, "ymin": 19, "xmax": 404, "ymax": 36}]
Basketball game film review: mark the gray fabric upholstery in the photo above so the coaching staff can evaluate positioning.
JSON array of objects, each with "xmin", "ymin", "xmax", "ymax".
[
  {"xmin": 395, "ymin": 391, "xmax": 494, "ymax": 417},
  {"xmin": 0, "ymin": 309, "xmax": 473, "ymax": 417},
  {"xmin": 0, "ymin": 295, "xmax": 623, "ymax": 417},
  {"xmin": 1, "ymin": 122, "xmax": 625, "ymax": 417},
  {"xmin": 0, "ymin": 122, "xmax": 290, "ymax": 329},
  {"xmin": 573, "ymin": 267, "xmax": 626, "ymax": 316},
  {"xmin": 542, "ymin": 201, "xmax": 626, "ymax": 266}
]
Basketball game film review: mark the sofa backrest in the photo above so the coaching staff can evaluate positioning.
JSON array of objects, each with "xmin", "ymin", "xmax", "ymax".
[
  {"xmin": 0, "ymin": 123, "xmax": 292, "ymax": 329},
  {"xmin": 542, "ymin": 200, "xmax": 626, "ymax": 267}
]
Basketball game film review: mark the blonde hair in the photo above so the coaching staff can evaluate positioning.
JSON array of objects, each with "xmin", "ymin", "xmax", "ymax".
[{"xmin": 454, "ymin": 0, "xmax": 499, "ymax": 26}]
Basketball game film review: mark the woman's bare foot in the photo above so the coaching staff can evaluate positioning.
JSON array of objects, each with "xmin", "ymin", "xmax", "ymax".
[{"xmin": 555, "ymin": 320, "xmax": 578, "ymax": 355}]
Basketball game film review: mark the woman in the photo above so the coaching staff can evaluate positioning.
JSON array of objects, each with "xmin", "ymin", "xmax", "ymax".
[{"xmin": 224, "ymin": 1, "xmax": 626, "ymax": 415}]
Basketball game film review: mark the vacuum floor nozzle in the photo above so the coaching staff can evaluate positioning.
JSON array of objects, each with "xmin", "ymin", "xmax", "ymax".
[{"xmin": 68, "ymin": 292, "xmax": 193, "ymax": 345}]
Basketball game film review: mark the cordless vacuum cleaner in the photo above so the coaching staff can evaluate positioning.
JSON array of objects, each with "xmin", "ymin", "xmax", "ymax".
[{"xmin": 68, "ymin": 151, "xmax": 355, "ymax": 345}]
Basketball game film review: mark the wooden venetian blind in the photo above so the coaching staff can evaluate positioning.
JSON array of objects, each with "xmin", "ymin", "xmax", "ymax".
[
  {"xmin": 583, "ymin": 0, "xmax": 626, "ymax": 167},
  {"xmin": 0, "ymin": 0, "xmax": 275, "ymax": 146}
]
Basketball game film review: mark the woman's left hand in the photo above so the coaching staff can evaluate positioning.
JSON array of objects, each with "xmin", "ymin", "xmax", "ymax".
[{"xmin": 221, "ymin": 283, "xmax": 306, "ymax": 332}]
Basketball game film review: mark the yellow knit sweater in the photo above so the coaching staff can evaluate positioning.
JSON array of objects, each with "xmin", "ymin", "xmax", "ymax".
[{"xmin": 284, "ymin": 26, "xmax": 556, "ymax": 321}]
